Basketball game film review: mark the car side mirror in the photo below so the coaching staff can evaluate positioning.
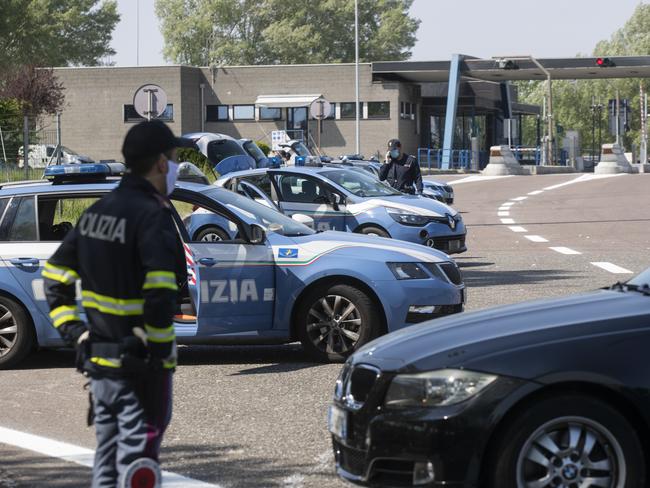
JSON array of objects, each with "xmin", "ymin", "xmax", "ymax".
[
  {"xmin": 248, "ymin": 224, "xmax": 266, "ymax": 244},
  {"xmin": 292, "ymin": 213, "xmax": 315, "ymax": 229}
]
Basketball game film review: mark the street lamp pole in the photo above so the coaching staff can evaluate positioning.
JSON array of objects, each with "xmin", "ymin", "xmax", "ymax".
[{"xmin": 354, "ymin": 0, "xmax": 360, "ymax": 155}]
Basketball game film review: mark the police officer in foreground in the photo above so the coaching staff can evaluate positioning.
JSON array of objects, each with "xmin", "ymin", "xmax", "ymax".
[
  {"xmin": 43, "ymin": 120, "xmax": 189, "ymax": 487},
  {"xmin": 379, "ymin": 138, "xmax": 423, "ymax": 195}
]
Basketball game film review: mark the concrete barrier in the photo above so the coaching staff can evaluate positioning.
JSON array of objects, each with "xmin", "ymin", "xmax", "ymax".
[
  {"xmin": 481, "ymin": 146, "xmax": 527, "ymax": 176},
  {"xmin": 595, "ymin": 143, "xmax": 635, "ymax": 174}
]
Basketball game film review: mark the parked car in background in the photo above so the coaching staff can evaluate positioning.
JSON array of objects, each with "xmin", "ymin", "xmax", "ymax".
[
  {"xmin": 183, "ymin": 132, "xmax": 255, "ymax": 169},
  {"xmin": 278, "ymin": 139, "xmax": 321, "ymax": 165},
  {"xmin": 18, "ymin": 144, "xmax": 94, "ymax": 168}
]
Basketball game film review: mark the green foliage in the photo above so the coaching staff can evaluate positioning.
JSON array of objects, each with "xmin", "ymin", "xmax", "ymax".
[
  {"xmin": 256, "ymin": 140, "xmax": 271, "ymax": 156},
  {"xmin": 155, "ymin": 0, "xmax": 420, "ymax": 65},
  {"xmin": 0, "ymin": 0, "xmax": 120, "ymax": 68},
  {"xmin": 518, "ymin": 3, "xmax": 650, "ymax": 151}
]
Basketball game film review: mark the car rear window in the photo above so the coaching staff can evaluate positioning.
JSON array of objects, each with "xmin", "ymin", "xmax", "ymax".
[
  {"xmin": 0, "ymin": 198, "xmax": 8, "ymax": 225},
  {"xmin": 8, "ymin": 197, "xmax": 37, "ymax": 241}
]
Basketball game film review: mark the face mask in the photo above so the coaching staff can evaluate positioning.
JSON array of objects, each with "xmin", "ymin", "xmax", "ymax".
[
  {"xmin": 165, "ymin": 159, "xmax": 179, "ymax": 196},
  {"xmin": 390, "ymin": 149, "xmax": 400, "ymax": 159}
]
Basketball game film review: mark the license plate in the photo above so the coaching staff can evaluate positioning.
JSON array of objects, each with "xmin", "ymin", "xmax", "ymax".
[
  {"xmin": 328, "ymin": 405, "xmax": 348, "ymax": 439},
  {"xmin": 449, "ymin": 240, "xmax": 460, "ymax": 251}
]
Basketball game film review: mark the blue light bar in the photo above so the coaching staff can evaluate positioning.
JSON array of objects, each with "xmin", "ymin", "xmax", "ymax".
[{"xmin": 44, "ymin": 163, "xmax": 126, "ymax": 181}]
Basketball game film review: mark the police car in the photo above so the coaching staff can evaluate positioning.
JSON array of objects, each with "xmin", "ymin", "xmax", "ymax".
[
  {"xmin": 216, "ymin": 166, "xmax": 467, "ymax": 254},
  {"xmin": 0, "ymin": 163, "xmax": 465, "ymax": 368}
]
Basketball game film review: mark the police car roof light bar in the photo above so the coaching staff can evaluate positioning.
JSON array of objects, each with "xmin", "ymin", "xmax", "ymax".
[{"xmin": 44, "ymin": 163, "xmax": 126, "ymax": 183}]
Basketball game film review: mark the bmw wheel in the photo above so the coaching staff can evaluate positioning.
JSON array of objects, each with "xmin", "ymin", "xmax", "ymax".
[
  {"xmin": 489, "ymin": 395, "xmax": 645, "ymax": 488},
  {"xmin": 0, "ymin": 296, "xmax": 34, "ymax": 369},
  {"xmin": 296, "ymin": 284, "xmax": 381, "ymax": 362},
  {"xmin": 195, "ymin": 226, "xmax": 229, "ymax": 242}
]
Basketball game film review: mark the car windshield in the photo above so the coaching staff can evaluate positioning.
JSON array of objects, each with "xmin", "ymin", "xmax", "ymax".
[
  {"xmin": 320, "ymin": 169, "xmax": 402, "ymax": 197},
  {"xmin": 207, "ymin": 139, "xmax": 247, "ymax": 165},
  {"xmin": 243, "ymin": 141, "xmax": 267, "ymax": 164},
  {"xmin": 61, "ymin": 146, "xmax": 79, "ymax": 156},
  {"xmin": 292, "ymin": 142, "xmax": 311, "ymax": 157},
  {"xmin": 627, "ymin": 267, "xmax": 650, "ymax": 289},
  {"xmin": 201, "ymin": 187, "xmax": 314, "ymax": 237}
]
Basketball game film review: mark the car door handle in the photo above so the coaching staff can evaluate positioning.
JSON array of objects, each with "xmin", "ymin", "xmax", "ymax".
[
  {"xmin": 198, "ymin": 257, "xmax": 217, "ymax": 267},
  {"xmin": 9, "ymin": 257, "xmax": 40, "ymax": 267}
]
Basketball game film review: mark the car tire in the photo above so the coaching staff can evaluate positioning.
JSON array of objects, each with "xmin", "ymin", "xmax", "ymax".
[
  {"xmin": 296, "ymin": 284, "xmax": 381, "ymax": 362},
  {"xmin": 356, "ymin": 226, "xmax": 390, "ymax": 238},
  {"xmin": 488, "ymin": 394, "xmax": 645, "ymax": 488},
  {"xmin": 194, "ymin": 226, "xmax": 229, "ymax": 242},
  {"xmin": 0, "ymin": 296, "xmax": 34, "ymax": 369}
]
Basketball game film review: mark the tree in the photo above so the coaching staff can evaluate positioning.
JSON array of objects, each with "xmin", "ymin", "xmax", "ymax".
[
  {"xmin": 0, "ymin": 0, "xmax": 120, "ymax": 68},
  {"xmin": 0, "ymin": 66, "xmax": 66, "ymax": 118},
  {"xmin": 155, "ymin": 0, "xmax": 420, "ymax": 66}
]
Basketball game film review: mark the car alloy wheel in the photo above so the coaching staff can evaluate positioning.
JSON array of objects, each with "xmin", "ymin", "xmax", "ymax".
[
  {"xmin": 516, "ymin": 416, "xmax": 625, "ymax": 488},
  {"xmin": 306, "ymin": 295, "xmax": 362, "ymax": 355},
  {"xmin": 0, "ymin": 304, "xmax": 17, "ymax": 358},
  {"xmin": 200, "ymin": 233, "xmax": 223, "ymax": 242}
]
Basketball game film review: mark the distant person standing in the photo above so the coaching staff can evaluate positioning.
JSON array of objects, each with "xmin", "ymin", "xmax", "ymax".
[{"xmin": 379, "ymin": 138, "xmax": 423, "ymax": 194}]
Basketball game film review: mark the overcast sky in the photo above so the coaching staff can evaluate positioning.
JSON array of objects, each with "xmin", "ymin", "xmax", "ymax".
[{"xmin": 110, "ymin": 0, "xmax": 643, "ymax": 66}]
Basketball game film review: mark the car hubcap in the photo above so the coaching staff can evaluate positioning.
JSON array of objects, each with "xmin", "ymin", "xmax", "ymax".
[
  {"xmin": 201, "ymin": 233, "xmax": 222, "ymax": 242},
  {"xmin": 516, "ymin": 416, "xmax": 625, "ymax": 488},
  {"xmin": 306, "ymin": 295, "xmax": 362, "ymax": 354},
  {"xmin": 0, "ymin": 305, "xmax": 17, "ymax": 357}
]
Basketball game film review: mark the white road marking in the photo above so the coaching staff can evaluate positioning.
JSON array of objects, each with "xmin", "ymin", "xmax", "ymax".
[
  {"xmin": 528, "ymin": 190, "xmax": 544, "ymax": 195},
  {"xmin": 525, "ymin": 235, "xmax": 549, "ymax": 243},
  {"xmin": 445, "ymin": 175, "xmax": 514, "ymax": 185},
  {"xmin": 591, "ymin": 262, "xmax": 633, "ymax": 274},
  {"xmin": 501, "ymin": 202, "xmax": 515, "ymax": 207},
  {"xmin": 549, "ymin": 247, "xmax": 582, "ymax": 255},
  {"xmin": 500, "ymin": 218, "xmax": 515, "ymax": 224},
  {"xmin": 511, "ymin": 196, "xmax": 527, "ymax": 201},
  {"xmin": 0, "ymin": 426, "xmax": 222, "ymax": 488},
  {"xmin": 543, "ymin": 173, "xmax": 625, "ymax": 191},
  {"xmin": 497, "ymin": 211, "xmax": 510, "ymax": 217},
  {"xmin": 508, "ymin": 226, "xmax": 528, "ymax": 233}
]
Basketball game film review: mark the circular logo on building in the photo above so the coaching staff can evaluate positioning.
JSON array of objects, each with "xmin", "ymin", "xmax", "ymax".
[{"xmin": 121, "ymin": 458, "xmax": 161, "ymax": 488}]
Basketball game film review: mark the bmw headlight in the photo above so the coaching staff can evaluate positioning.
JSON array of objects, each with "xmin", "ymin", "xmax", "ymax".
[
  {"xmin": 384, "ymin": 369, "xmax": 497, "ymax": 408},
  {"xmin": 387, "ymin": 207, "xmax": 430, "ymax": 226},
  {"xmin": 387, "ymin": 262, "xmax": 429, "ymax": 280}
]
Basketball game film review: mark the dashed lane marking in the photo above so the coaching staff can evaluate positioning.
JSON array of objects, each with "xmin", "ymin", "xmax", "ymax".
[
  {"xmin": 591, "ymin": 262, "xmax": 634, "ymax": 274},
  {"xmin": 543, "ymin": 173, "xmax": 625, "ymax": 191},
  {"xmin": 501, "ymin": 202, "xmax": 515, "ymax": 207},
  {"xmin": 508, "ymin": 226, "xmax": 528, "ymax": 233},
  {"xmin": 525, "ymin": 235, "xmax": 549, "ymax": 243},
  {"xmin": 0, "ymin": 426, "xmax": 222, "ymax": 488},
  {"xmin": 445, "ymin": 175, "xmax": 514, "ymax": 185},
  {"xmin": 528, "ymin": 190, "xmax": 544, "ymax": 195},
  {"xmin": 497, "ymin": 211, "xmax": 510, "ymax": 217},
  {"xmin": 511, "ymin": 196, "xmax": 528, "ymax": 201},
  {"xmin": 549, "ymin": 247, "xmax": 582, "ymax": 255},
  {"xmin": 501, "ymin": 218, "xmax": 515, "ymax": 224}
]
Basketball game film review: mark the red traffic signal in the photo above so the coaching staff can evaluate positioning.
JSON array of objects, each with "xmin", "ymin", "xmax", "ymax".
[{"xmin": 596, "ymin": 57, "xmax": 615, "ymax": 67}]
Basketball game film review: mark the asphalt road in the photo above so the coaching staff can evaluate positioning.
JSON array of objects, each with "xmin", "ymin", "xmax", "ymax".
[{"xmin": 1, "ymin": 172, "xmax": 648, "ymax": 488}]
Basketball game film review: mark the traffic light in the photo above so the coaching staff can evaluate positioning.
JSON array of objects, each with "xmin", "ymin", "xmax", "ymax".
[
  {"xmin": 498, "ymin": 59, "xmax": 519, "ymax": 70},
  {"xmin": 596, "ymin": 57, "xmax": 615, "ymax": 67}
]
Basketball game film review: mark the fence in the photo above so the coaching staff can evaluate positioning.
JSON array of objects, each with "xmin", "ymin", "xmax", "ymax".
[
  {"xmin": 417, "ymin": 148, "xmax": 487, "ymax": 170},
  {"xmin": 0, "ymin": 128, "xmax": 57, "ymax": 183}
]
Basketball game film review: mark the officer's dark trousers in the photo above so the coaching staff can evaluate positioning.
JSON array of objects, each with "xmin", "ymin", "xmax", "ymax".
[{"xmin": 90, "ymin": 372, "xmax": 172, "ymax": 488}]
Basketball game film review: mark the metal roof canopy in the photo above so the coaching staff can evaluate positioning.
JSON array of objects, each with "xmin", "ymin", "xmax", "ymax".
[
  {"xmin": 372, "ymin": 56, "xmax": 650, "ymax": 82},
  {"xmin": 255, "ymin": 94, "xmax": 322, "ymax": 108}
]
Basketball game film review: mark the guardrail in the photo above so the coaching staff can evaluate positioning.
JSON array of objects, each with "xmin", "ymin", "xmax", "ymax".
[{"xmin": 417, "ymin": 148, "xmax": 478, "ymax": 170}]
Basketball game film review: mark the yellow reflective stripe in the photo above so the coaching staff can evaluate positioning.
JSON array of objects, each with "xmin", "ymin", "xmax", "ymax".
[
  {"xmin": 143, "ymin": 271, "xmax": 178, "ymax": 291},
  {"xmin": 145, "ymin": 324, "xmax": 175, "ymax": 343},
  {"xmin": 49, "ymin": 305, "xmax": 80, "ymax": 328},
  {"xmin": 162, "ymin": 359, "xmax": 177, "ymax": 369},
  {"xmin": 81, "ymin": 290, "xmax": 144, "ymax": 316},
  {"xmin": 42, "ymin": 262, "xmax": 80, "ymax": 285},
  {"xmin": 90, "ymin": 357, "xmax": 122, "ymax": 368}
]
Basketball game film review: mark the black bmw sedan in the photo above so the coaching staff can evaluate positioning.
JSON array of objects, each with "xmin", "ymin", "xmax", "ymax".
[{"xmin": 329, "ymin": 267, "xmax": 650, "ymax": 487}]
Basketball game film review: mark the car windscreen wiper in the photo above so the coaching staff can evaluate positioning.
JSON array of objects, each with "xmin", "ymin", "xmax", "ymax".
[{"xmin": 609, "ymin": 281, "xmax": 650, "ymax": 295}]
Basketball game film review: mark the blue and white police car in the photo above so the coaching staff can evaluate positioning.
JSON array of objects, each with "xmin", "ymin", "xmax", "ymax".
[
  {"xmin": 216, "ymin": 166, "xmax": 467, "ymax": 254},
  {"xmin": 0, "ymin": 163, "xmax": 465, "ymax": 368}
]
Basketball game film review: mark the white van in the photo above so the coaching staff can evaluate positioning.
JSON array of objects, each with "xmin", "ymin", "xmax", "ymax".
[{"xmin": 18, "ymin": 144, "xmax": 94, "ymax": 168}]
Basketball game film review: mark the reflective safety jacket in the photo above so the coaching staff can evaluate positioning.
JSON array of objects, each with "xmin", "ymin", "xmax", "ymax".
[
  {"xmin": 378, "ymin": 153, "xmax": 423, "ymax": 193},
  {"xmin": 43, "ymin": 175, "xmax": 185, "ymax": 373}
]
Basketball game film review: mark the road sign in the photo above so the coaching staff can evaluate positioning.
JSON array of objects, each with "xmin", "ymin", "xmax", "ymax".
[
  {"xmin": 310, "ymin": 98, "xmax": 331, "ymax": 120},
  {"xmin": 133, "ymin": 84, "xmax": 168, "ymax": 120}
]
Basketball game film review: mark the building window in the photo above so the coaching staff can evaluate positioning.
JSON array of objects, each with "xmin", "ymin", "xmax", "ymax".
[
  {"xmin": 206, "ymin": 105, "xmax": 229, "ymax": 122},
  {"xmin": 123, "ymin": 104, "xmax": 173, "ymax": 122},
  {"xmin": 259, "ymin": 107, "xmax": 282, "ymax": 120},
  {"xmin": 340, "ymin": 102, "xmax": 357, "ymax": 119},
  {"xmin": 367, "ymin": 101, "xmax": 390, "ymax": 119},
  {"xmin": 233, "ymin": 105, "xmax": 255, "ymax": 120},
  {"xmin": 400, "ymin": 102, "xmax": 415, "ymax": 120}
]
